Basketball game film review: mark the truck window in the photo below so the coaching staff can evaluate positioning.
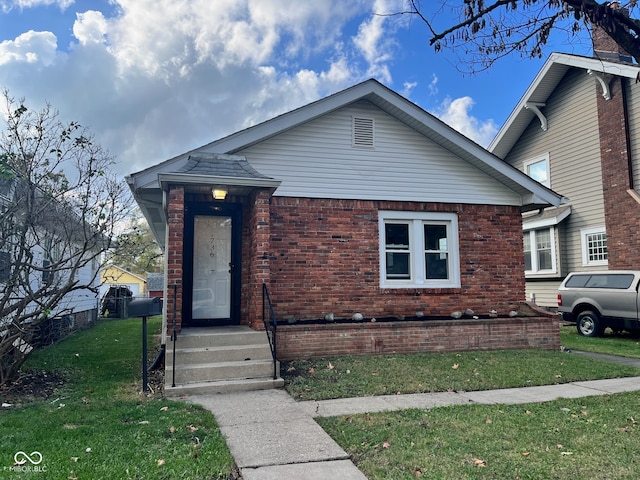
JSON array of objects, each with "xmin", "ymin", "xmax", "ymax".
[{"xmin": 566, "ymin": 273, "xmax": 634, "ymax": 289}]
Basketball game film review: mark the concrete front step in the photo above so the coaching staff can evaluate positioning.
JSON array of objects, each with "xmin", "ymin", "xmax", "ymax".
[
  {"xmin": 165, "ymin": 325, "xmax": 282, "ymax": 395},
  {"xmin": 168, "ymin": 359, "xmax": 278, "ymax": 384},
  {"xmin": 165, "ymin": 377, "xmax": 285, "ymax": 397},
  {"xmin": 166, "ymin": 344, "xmax": 273, "ymax": 366},
  {"xmin": 172, "ymin": 326, "xmax": 271, "ymax": 349}
]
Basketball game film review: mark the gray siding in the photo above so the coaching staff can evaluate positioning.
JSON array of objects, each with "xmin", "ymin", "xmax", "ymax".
[
  {"xmin": 525, "ymin": 281, "xmax": 561, "ymax": 308},
  {"xmin": 235, "ymin": 101, "xmax": 522, "ymax": 205},
  {"xmin": 625, "ymin": 78, "xmax": 640, "ymax": 194},
  {"xmin": 505, "ymin": 69, "xmax": 605, "ymax": 287}
]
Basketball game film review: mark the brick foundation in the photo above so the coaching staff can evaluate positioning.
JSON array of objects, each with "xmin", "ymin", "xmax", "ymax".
[{"xmin": 276, "ymin": 315, "xmax": 560, "ymax": 360}]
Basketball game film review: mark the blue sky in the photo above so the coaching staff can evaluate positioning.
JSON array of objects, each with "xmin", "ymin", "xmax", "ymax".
[{"xmin": 0, "ymin": 0, "xmax": 595, "ymax": 176}]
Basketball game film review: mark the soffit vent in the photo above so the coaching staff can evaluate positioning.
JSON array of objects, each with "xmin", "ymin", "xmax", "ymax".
[{"xmin": 352, "ymin": 116, "xmax": 374, "ymax": 148}]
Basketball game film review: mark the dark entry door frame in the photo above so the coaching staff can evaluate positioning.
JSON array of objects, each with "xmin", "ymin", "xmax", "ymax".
[{"xmin": 183, "ymin": 201, "xmax": 242, "ymax": 326}]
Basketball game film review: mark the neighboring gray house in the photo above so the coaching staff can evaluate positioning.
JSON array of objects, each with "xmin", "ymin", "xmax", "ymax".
[{"xmin": 490, "ymin": 31, "xmax": 640, "ymax": 307}]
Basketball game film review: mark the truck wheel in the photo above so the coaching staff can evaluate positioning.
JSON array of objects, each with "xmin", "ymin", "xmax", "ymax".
[{"xmin": 576, "ymin": 310, "xmax": 603, "ymax": 337}]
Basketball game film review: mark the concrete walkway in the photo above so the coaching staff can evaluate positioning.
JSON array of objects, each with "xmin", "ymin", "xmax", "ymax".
[{"xmin": 187, "ymin": 351, "xmax": 640, "ymax": 480}]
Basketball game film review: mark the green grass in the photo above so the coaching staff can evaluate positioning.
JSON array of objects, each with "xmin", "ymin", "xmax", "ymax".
[
  {"xmin": 0, "ymin": 317, "xmax": 235, "ymax": 480},
  {"xmin": 283, "ymin": 348, "xmax": 640, "ymax": 401},
  {"xmin": 318, "ymin": 393, "xmax": 640, "ymax": 479},
  {"xmin": 308, "ymin": 329, "xmax": 640, "ymax": 479},
  {"xmin": 560, "ymin": 325, "xmax": 640, "ymax": 358}
]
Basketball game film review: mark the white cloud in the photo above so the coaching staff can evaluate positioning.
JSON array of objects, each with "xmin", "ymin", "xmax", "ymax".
[
  {"xmin": 433, "ymin": 96, "xmax": 498, "ymax": 147},
  {"xmin": 73, "ymin": 10, "xmax": 108, "ymax": 45},
  {"xmin": 428, "ymin": 74, "xmax": 438, "ymax": 95},
  {"xmin": 0, "ymin": 0, "xmax": 73, "ymax": 12},
  {"xmin": 0, "ymin": 30, "xmax": 56, "ymax": 65},
  {"xmin": 0, "ymin": 0, "xmax": 409, "ymax": 175}
]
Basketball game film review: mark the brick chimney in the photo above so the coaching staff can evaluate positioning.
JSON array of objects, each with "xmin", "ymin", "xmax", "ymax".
[{"xmin": 592, "ymin": 2, "xmax": 633, "ymax": 62}]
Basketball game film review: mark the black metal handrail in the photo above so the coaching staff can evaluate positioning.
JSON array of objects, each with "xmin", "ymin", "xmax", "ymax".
[
  {"xmin": 262, "ymin": 283, "xmax": 278, "ymax": 379},
  {"xmin": 171, "ymin": 283, "xmax": 177, "ymax": 388}
]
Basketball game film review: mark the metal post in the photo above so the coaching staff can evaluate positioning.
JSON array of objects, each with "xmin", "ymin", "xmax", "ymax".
[
  {"xmin": 172, "ymin": 283, "xmax": 177, "ymax": 388},
  {"xmin": 142, "ymin": 315, "xmax": 148, "ymax": 393}
]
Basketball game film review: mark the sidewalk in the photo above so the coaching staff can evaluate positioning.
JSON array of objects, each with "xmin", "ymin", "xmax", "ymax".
[{"xmin": 187, "ymin": 351, "xmax": 640, "ymax": 480}]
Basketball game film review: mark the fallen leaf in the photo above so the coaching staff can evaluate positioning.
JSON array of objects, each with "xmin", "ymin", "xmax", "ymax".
[
  {"xmin": 383, "ymin": 441, "xmax": 391, "ymax": 449},
  {"xmin": 157, "ymin": 459, "xmax": 165, "ymax": 467},
  {"xmin": 522, "ymin": 452, "xmax": 531, "ymax": 457},
  {"xmin": 556, "ymin": 444, "xmax": 564, "ymax": 449},
  {"xmin": 582, "ymin": 410, "xmax": 588, "ymax": 416},
  {"xmin": 485, "ymin": 418, "xmax": 492, "ymax": 424},
  {"xmin": 160, "ymin": 406, "xmax": 169, "ymax": 411},
  {"xmin": 571, "ymin": 414, "xmax": 578, "ymax": 419},
  {"xmin": 187, "ymin": 425, "xmax": 198, "ymax": 432},
  {"xmin": 525, "ymin": 410, "xmax": 532, "ymax": 415},
  {"xmin": 308, "ymin": 368, "xmax": 315, "ymax": 374},
  {"xmin": 372, "ymin": 371, "xmax": 380, "ymax": 376},
  {"xmin": 452, "ymin": 363, "xmax": 459, "ymax": 369},
  {"xmin": 327, "ymin": 362, "xmax": 334, "ymax": 370},
  {"xmin": 287, "ymin": 366, "xmax": 295, "ymax": 372},
  {"xmin": 413, "ymin": 469, "xmax": 423, "ymax": 477},
  {"xmin": 169, "ymin": 426, "xmax": 176, "ymax": 433},
  {"xmin": 473, "ymin": 458, "xmax": 486, "ymax": 467}
]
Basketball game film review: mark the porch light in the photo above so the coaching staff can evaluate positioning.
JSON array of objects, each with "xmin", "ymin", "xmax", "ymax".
[{"xmin": 212, "ymin": 188, "xmax": 228, "ymax": 200}]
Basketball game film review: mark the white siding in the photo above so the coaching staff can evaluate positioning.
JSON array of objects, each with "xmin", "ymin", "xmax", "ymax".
[{"xmin": 231, "ymin": 101, "xmax": 522, "ymax": 206}]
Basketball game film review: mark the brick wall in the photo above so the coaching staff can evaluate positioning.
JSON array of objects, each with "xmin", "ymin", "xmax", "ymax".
[
  {"xmin": 166, "ymin": 185, "xmax": 184, "ymax": 334},
  {"xmin": 276, "ymin": 315, "xmax": 560, "ymax": 360},
  {"xmin": 266, "ymin": 197, "xmax": 525, "ymax": 322},
  {"xmin": 596, "ymin": 78, "xmax": 640, "ymax": 269}
]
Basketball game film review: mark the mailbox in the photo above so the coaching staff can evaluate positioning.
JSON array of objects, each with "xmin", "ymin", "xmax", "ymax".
[{"xmin": 128, "ymin": 297, "xmax": 163, "ymax": 317}]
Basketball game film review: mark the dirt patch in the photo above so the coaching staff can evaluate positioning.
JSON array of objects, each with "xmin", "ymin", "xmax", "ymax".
[{"xmin": 0, "ymin": 369, "xmax": 68, "ymax": 404}]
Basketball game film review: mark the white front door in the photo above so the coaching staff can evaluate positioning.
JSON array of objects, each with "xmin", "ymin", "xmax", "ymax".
[{"xmin": 192, "ymin": 215, "xmax": 232, "ymax": 319}]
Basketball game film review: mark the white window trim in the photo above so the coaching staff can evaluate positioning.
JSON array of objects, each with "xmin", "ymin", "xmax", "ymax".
[
  {"xmin": 523, "ymin": 153, "xmax": 551, "ymax": 188},
  {"xmin": 379, "ymin": 211, "xmax": 460, "ymax": 289},
  {"xmin": 581, "ymin": 226, "xmax": 608, "ymax": 266},
  {"xmin": 524, "ymin": 226, "xmax": 558, "ymax": 275}
]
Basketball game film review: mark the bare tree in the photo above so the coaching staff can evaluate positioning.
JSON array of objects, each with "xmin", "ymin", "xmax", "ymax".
[
  {"xmin": 396, "ymin": 1, "xmax": 640, "ymax": 71},
  {"xmin": 0, "ymin": 91, "xmax": 130, "ymax": 386},
  {"xmin": 109, "ymin": 211, "xmax": 164, "ymax": 276}
]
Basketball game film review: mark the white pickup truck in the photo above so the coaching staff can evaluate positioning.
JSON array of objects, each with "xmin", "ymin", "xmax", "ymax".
[{"xmin": 557, "ymin": 271, "xmax": 640, "ymax": 337}]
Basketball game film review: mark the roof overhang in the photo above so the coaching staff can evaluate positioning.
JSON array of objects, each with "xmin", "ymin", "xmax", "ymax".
[
  {"xmin": 522, "ymin": 204, "xmax": 572, "ymax": 230},
  {"xmin": 490, "ymin": 53, "xmax": 640, "ymax": 159}
]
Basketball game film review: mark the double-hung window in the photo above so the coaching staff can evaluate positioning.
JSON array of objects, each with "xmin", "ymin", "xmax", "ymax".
[
  {"xmin": 379, "ymin": 211, "xmax": 460, "ymax": 288},
  {"xmin": 523, "ymin": 227, "xmax": 556, "ymax": 274}
]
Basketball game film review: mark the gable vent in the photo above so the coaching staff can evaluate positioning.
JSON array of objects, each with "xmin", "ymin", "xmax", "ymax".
[{"xmin": 352, "ymin": 116, "xmax": 374, "ymax": 148}]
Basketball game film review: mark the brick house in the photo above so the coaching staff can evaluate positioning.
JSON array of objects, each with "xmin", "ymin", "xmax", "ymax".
[
  {"xmin": 127, "ymin": 80, "xmax": 565, "ymax": 394},
  {"xmin": 489, "ymin": 29, "xmax": 640, "ymax": 307}
]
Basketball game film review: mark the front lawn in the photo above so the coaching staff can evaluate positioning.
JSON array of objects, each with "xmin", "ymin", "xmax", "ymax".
[
  {"xmin": 283, "ymin": 348, "xmax": 640, "ymax": 401},
  {"xmin": 0, "ymin": 317, "xmax": 236, "ymax": 480},
  {"xmin": 560, "ymin": 324, "xmax": 640, "ymax": 358},
  {"xmin": 300, "ymin": 328, "xmax": 640, "ymax": 479},
  {"xmin": 319, "ymin": 392, "xmax": 640, "ymax": 479}
]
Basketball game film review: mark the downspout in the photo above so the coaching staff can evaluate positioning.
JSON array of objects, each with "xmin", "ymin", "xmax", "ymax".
[{"xmin": 620, "ymin": 77, "xmax": 634, "ymax": 190}]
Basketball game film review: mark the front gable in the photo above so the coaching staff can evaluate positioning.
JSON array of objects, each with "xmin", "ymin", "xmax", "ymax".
[{"xmin": 233, "ymin": 100, "xmax": 522, "ymax": 206}]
